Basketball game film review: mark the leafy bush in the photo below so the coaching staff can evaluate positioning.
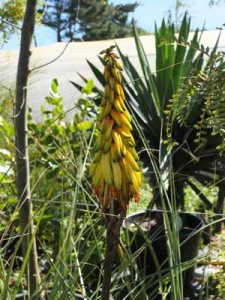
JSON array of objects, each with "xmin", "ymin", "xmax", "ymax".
[{"xmin": 0, "ymin": 79, "xmax": 110, "ymax": 298}]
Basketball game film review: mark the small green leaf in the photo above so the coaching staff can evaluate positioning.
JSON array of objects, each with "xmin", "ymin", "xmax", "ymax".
[
  {"xmin": 158, "ymin": 41, "xmax": 166, "ymax": 47},
  {"xmin": 82, "ymin": 79, "xmax": 94, "ymax": 95},
  {"xmin": 7, "ymin": 197, "xmax": 17, "ymax": 204},
  {"xmin": 45, "ymin": 96, "xmax": 63, "ymax": 105},
  {"xmin": 77, "ymin": 121, "xmax": 93, "ymax": 131},
  {"xmin": 51, "ymin": 78, "xmax": 58, "ymax": 94},
  {"xmin": 164, "ymin": 110, "xmax": 170, "ymax": 115},
  {"xmin": 194, "ymin": 125, "xmax": 200, "ymax": 129},
  {"xmin": 211, "ymin": 131, "xmax": 218, "ymax": 136}
]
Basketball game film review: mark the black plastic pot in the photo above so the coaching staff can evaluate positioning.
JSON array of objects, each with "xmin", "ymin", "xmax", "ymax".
[{"xmin": 122, "ymin": 210, "xmax": 203, "ymax": 299}]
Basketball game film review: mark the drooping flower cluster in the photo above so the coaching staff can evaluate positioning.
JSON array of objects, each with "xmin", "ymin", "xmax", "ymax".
[{"xmin": 89, "ymin": 46, "xmax": 141, "ymax": 213}]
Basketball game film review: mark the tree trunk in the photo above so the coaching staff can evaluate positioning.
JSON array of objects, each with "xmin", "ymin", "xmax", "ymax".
[{"xmin": 15, "ymin": 0, "xmax": 41, "ymax": 298}]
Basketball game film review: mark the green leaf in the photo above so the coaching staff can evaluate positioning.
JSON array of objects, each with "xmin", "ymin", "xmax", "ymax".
[
  {"xmin": 45, "ymin": 96, "xmax": 63, "ymax": 106},
  {"xmin": 7, "ymin": 197, "xmax": 17, "ymax": 204},
  {"xmin": 51, "ymin": 78, "xmax": 59, "ymax": 94},
  {"xmin": 69, "ymin": 80, "xmax": 83, "ymax": 92},
  {"xmin": 87, "ymin": 59, "xmax": 105, "ymax": 86},
  {"xmin": 2, "ymin": 118, "xmax": 14, "ymax": 137},
  {"xmin": 132, "ymin": 19, "xmax": 161, "ymax": 117},
  {"xmin": 82, "ymin": 79, "xmax": 94, "ymax": 95},
  {"xmin": 77, "ymin": 121, "xmax": 93, "ymax": 131}
]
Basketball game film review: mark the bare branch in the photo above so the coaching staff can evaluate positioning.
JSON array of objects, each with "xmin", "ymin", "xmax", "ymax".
[
  {"xmin": 1, "ymin": 18, "xmax": 22, "ymax": 30},
  {"xmin": 30, "ymin": 40, "xmax": 71, "ymax": 71}
]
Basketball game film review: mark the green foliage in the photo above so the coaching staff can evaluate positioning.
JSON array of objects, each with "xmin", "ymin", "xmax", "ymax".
[
  {"xmin": 0, "ymin": 0, "xmax": 25, "ymax": 44},
  {"xmin": 0, "ymin": 102, "xmax": 16, "ymax": 222},
  {"xmin": 73, "ymin": 14, "xmax": 225, "ymax": 211},
  {"xmin": 126, "ymin": 20, "xmax": 225, "ymax": 209},
  {"xmin": 206, "ymin": 232, "xmax": 225, "ymax": 299},
  {"xmin": 0, "ymin": 75, "xmax": 223, "ymax": 299},
  {"xmin": 28, "ymin": 78, "xmax": 96, "ymax": 202},
  {"xmin": 166, "ymin": 50, "xmax": 225, "ymax": 152},
  {"xmin": 39, "ymin": 0, "xmax": 146, "ymax": 42},
  {"xmin": 0, "ymin": 78, "xmax": 106, "ymax": 298}
]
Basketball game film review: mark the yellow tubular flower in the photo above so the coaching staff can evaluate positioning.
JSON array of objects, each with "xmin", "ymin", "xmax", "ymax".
[{"xmin": 90, "ymin": 46, "xmax": 142, "ymax": 213}]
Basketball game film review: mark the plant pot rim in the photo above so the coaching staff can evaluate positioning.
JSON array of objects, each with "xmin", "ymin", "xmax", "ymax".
[{"xmin": 122, "ymin": 209, "xmax": 204, "ymax": 232}]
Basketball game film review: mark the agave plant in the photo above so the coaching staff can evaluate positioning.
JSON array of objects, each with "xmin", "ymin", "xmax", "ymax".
[{"xmin": 72, "ymin": 14, "xmax": 225, "ymax": 216}]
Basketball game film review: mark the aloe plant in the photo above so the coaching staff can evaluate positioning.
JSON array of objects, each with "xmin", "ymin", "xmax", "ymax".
[{"xmin": 71, "ymin": 14, "xmax": 225, "ymax": 214}]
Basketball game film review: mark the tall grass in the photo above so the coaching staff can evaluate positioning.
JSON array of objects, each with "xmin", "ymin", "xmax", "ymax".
[{"xmin": 0, "ymin": 79, "xmax": 224, "ymax": 300}]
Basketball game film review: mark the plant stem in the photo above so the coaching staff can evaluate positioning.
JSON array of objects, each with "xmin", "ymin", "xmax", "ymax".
[
  {"xmin": 214, "ymin": 182, "xmax": 225, "ymax": 233},
  {"xmin": 101, "ymin": 206, "xmax": 124, "ymax": 300},
  {"xmin": 15, "ymin": 0, "xmax": 42, "ymax": 298}
]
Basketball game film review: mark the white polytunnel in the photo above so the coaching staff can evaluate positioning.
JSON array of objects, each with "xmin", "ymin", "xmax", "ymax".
[{"xmin": 0, "ymin": 29, "xmax": 225, "ymax": 121}]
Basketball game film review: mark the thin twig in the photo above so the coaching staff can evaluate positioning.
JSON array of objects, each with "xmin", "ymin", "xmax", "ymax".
[
  {"xmin": 30, "ymin": 0, "xmax": 81, "ymax": 72},
  {"xmin": 1, "ymin": 18, "xmax": 22, "ymax": 30},
  {"xmin": 12, "ymin": 86, "xmax": 26, "ymax": 118},
  {"xmin": 30, "ymin": 41, "xmax": 71, "ymax": 72}
]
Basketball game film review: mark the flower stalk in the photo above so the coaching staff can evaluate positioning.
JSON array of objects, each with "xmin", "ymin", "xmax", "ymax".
[
  {"xmin": 90, "ymin": 45, "xmax": 141, "ymax": 214},
  {"xmin": 89, "ymin": 46, "xmax": 142, "ymax": 300}
]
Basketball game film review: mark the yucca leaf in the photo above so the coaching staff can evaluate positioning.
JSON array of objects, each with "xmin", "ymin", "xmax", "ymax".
[
  {"xmin": 173, "ymin": 14, "xmax": 191, "ymax": 91},
  {"xmin": 210, "ymin": 29, "xmax": 221, "ymax": 56},
  {"xmin": 117, "ymin": 41, "xmax": 160, "ymax": 131},
  {"xmin": 132, "ymin": 19, "xmax": 161, "ymax": 117},
  {"xmin": 181, "ymin": 30, "xmax": 200, "ymax": 76},
  {"xmin": 117, "ymin": 47, "xmax": 148, "ymax": 99},
  {"xmin": 70, "ymin": 80, "xmax": 83, "ymax": 92},
  {"xmin": 86, "ymin": 59, "xmax": 105, "ymax": 86},
  {"xmin": 70, "ymin": 72, "xmax": 103, "ymax": 95},
  {"xmin": 121, "ymin": 76, "xmax": 148, "ymax": 123},
  {"xmin": 155, "ymin": 21, "xmax": 175, "ymax": 108},
  {"xmin": 186, "ymin": 180, "xmax": 213, "ymax": 209}
]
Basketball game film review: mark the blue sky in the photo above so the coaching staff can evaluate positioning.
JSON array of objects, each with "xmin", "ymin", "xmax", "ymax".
[
  {"xmin": 136, "ymin": 0, "xmax": 225, "ymax": 30},
  {"xmin": 116, "ymin": 0, "xmax": 225, "ymax": 31},
  {"xmin": 2, "ymin": 0, "xmax": 225, "ymax": 51}
]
